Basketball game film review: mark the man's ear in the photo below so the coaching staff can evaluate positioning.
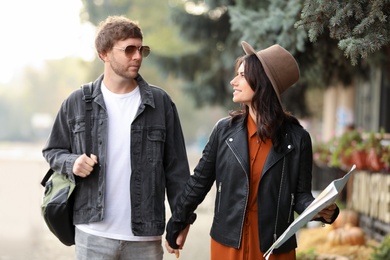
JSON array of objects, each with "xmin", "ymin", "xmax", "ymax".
[{"xmin": 99, "ymin": 51, "xmax": 108, "ymax": 62}]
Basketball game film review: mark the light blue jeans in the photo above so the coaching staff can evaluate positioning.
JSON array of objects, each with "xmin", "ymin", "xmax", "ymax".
[{"xmin": 75, "ymin": 228, "xmax": 163, "ymax": 260}]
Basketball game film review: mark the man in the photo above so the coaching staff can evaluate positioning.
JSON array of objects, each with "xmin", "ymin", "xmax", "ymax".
[{"xmin": 42, "ymin": 16, "xmax": 191, "ymax": 260}]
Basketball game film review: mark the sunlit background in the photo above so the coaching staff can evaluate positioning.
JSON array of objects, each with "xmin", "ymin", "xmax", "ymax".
[{"xmin": 0, "ymin": 0, "xmax": 95, "ymax": 84}]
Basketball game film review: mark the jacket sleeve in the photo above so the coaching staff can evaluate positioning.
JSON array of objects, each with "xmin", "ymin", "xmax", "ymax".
[
  {"xmin": 294, "ymin": 129, "xmax": 316, "ymax": 214},
  {"xmin": 294, "ymin": 129, "xmax": 340, "ymax": 224},
  {"xmin": 42, "ymin": 94, "xmax": 80, "ymax": 181},
  {"xmin": 166, "ymin": 120, "xmax": 220, "ymax": 248},
  {"xmin": 164, "ymin": 100, "xmax": 192, "ymax": 212}
]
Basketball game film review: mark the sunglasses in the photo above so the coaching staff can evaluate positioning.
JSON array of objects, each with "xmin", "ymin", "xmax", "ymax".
[{"xmin": 113, "ymin": 45, "xmax": 151, "ymax": 58}]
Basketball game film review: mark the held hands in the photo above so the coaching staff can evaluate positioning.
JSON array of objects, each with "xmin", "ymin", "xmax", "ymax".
[
  {"xmin": 165, "ymin": 225, "xmax": 190, "ymax": 258},
  {"xmin": 72, "ymin": 153, "xmax": 98, "ymax": 178}
]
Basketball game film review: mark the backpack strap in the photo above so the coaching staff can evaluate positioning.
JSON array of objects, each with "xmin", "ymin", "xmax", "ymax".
[
  {"xmin": 82, "ymin": 82, "xmax": 93, "ymax": 156},
  {"xmin": 41, "ymin": 168, "xmax": 54, "ymax": 186}
]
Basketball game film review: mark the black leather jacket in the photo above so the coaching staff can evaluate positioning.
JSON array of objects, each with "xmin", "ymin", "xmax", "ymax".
[{"xmin": 168, "ymin": 115, "xmax": 338, "ymax": 254}]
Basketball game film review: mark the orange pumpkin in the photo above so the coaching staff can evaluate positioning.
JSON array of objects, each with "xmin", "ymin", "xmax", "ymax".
[
  {"xmin": 327, "ymin": 224, "xmax": 365, "ymax": 246},
  {"xmin": 327, "ymin": 228, "xmax": 343, "ymax": 245},
  {"xmin": 332, "ymin": 209, "xmax": 359, "ymax": 229}
]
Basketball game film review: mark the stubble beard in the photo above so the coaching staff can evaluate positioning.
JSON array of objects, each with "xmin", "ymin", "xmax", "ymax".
[{"xmin": 110, "ymin": 57, "xmax": 140, "ymax": 79}]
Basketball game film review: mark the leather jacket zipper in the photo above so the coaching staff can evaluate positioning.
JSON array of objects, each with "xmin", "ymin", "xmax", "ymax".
[
  {"xmin": 226, "ymin": 139, "xmax": 249, "ymax": 248},
  {"xmin": 288, "ymin": 193, "xmax": 295, "ymax": 223},
  {"xmin": 273, "ymin": 157, "xmax": 286, "ymax": 242},
  {"xmin": 217, "ymin": 182, "xmax": 222, "ymax": 212}
]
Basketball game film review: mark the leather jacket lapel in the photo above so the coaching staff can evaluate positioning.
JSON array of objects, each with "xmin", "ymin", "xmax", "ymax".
[
  {"xmin": 263, "ymin": 133, "xmax": 294, "ymax": 175},
  {"xmin": 225, "ymin": 124, "xmax": 250, "ymax": 176}
]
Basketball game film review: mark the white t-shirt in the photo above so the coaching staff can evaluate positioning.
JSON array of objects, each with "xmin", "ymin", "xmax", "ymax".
[{"xmin": 77, "ymin": 82, "xmax": 160, "ymax": 241}]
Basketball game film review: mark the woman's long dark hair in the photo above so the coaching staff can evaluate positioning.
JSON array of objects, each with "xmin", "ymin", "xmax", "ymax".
[{"xmin": 230, "ymin": 54, "xmax": 301, "ymax": 150}]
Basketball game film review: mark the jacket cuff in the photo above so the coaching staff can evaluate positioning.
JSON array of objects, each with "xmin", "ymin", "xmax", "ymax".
[{"xmin": 165, "ymin": 213, "xmax": 197, "ymax": 249}]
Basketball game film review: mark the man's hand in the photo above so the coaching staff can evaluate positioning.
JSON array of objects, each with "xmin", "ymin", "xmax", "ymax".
[
  {"xmin": 165, "ymin": 224, "xmax": 190, "ymax": 258},
  {"xmin": 72, "ymin": 154, "xmax": 98, "ymax": 178}
]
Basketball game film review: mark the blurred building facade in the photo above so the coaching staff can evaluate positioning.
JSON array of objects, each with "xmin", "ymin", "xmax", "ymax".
[{"xmin": 321, "ymin": 64, "xmax": 390, "ymax": 142}]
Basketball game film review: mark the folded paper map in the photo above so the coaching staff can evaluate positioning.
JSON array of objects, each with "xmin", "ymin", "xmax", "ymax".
[{"xmin": 264, "ymin": 164, "xmax": 356, "ymax": 259}]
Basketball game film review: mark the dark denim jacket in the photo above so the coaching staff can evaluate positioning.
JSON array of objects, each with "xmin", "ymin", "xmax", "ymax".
[{"xmin": 42, "ymin": 74, "xmax": 191, "ymax": 236}]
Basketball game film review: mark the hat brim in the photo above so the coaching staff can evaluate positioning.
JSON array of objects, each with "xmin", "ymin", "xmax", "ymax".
[{"xmin": 241, "ymin": 41, "xmax": 283, "ymax": 106}]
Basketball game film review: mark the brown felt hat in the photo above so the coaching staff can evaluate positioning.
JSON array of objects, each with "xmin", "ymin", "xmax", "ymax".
[{"xmin": 241, "ymin": 41, "xmax": 300, "ymax": 106}]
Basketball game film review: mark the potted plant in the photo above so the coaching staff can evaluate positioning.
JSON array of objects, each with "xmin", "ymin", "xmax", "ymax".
[
  {"xmin": 313, "ymin": 128, "xmax": 390, "ymax": 172},
  {"xmin": 365, "ymin": 130, "xmax": 385, "ymax": 172},
  {"xmin": 380, "ymin": 145, "xmax": 390, "ymax": 173},
  {"xmin": 313, "ymin": 141, "xmax": 332, "ymax": 167},
  {"xmin": 331, "ymin": 129, "xmax": 365, "ymax": 170}
]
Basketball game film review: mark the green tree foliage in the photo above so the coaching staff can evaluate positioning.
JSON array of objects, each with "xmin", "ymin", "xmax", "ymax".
[
  {"xmin": 74, "ymin": 0, "xmax": 389, "ymax": 129},
  {"xmin": 80, "ymin": 0, "xmax": 133, "ymax": 25},
  {"xmin": 80, "ymin": 0, "xmax": 197, "ymax": 56},
  {"xmin": 229, "ymin": 0, "xmax": 362, "ymax": 98},
  {"xmin": 229, "ymin": 0, "xmax": 313, "ymax": 116},
  {"xmin": 296, "ymin": 0, "xmax": 390, "ymax": 66},
  {"xmin": 156, "ymin": 0, "xmax": 316, "ymax": 115},
  {"xmin": 151, "ymin": 0, "xmax": 389, "ymax": 116},
  {"xmin": 154, "ymin": 0, "xmax": 240, "ymax": 108}
]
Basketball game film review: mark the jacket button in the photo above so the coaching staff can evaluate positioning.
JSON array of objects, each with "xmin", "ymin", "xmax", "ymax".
[
  {"xmin": 288, "ymin": 145, "xmax": 292, "ymax": 149},
  {"xmin": 229, "ymin": 138, "xmax": 233, "ymax": 142}
]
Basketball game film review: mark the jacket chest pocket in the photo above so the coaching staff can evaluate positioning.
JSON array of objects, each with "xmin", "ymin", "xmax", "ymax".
[
  {"xmin": 147, "ymin": 128, "xmax": 165, "ymax": 162},
  {"xmin": 69, "ymin": 120, "xmax": 86, "ymax": 154}
]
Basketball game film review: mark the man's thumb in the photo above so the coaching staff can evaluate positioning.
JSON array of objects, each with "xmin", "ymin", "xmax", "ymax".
[{"xmin": 90, "ymin": 154, "xmax": 98, "ymax": 163}]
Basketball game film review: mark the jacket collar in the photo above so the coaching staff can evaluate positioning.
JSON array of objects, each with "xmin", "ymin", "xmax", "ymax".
[
  {"xmin": 229, "ymin": 115, "xmax": 294, "ymax": 175},
  {"xmin": 135, "ymin": 74, "xmax": 155, "ymax": 109}
]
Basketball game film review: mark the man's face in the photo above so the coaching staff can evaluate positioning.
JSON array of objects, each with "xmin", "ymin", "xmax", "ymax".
[{"xmin": 106, "ymin": 38, "xmax": 145, "ymax": 80}]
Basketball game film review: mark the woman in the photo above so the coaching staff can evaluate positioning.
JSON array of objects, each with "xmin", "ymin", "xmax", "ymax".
[{"xmin": 165, "ymin": 42, "xmax": 339, "ymax": 259}]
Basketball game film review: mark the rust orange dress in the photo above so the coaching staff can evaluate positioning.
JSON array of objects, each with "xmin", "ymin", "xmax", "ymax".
[{"xmin": 210, "ymin": 116, "xmax": 296, "ymax": 260}]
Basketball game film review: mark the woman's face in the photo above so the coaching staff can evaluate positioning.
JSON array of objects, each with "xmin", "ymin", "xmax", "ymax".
[{"xmin": 230, "ymin": 62, "xmax": 254, "ymax": 106}]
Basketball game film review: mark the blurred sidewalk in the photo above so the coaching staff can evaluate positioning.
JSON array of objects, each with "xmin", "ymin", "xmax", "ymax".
[{"xmin": 0, "ymin": 143, "xmax": 214, "ymax": 260}]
